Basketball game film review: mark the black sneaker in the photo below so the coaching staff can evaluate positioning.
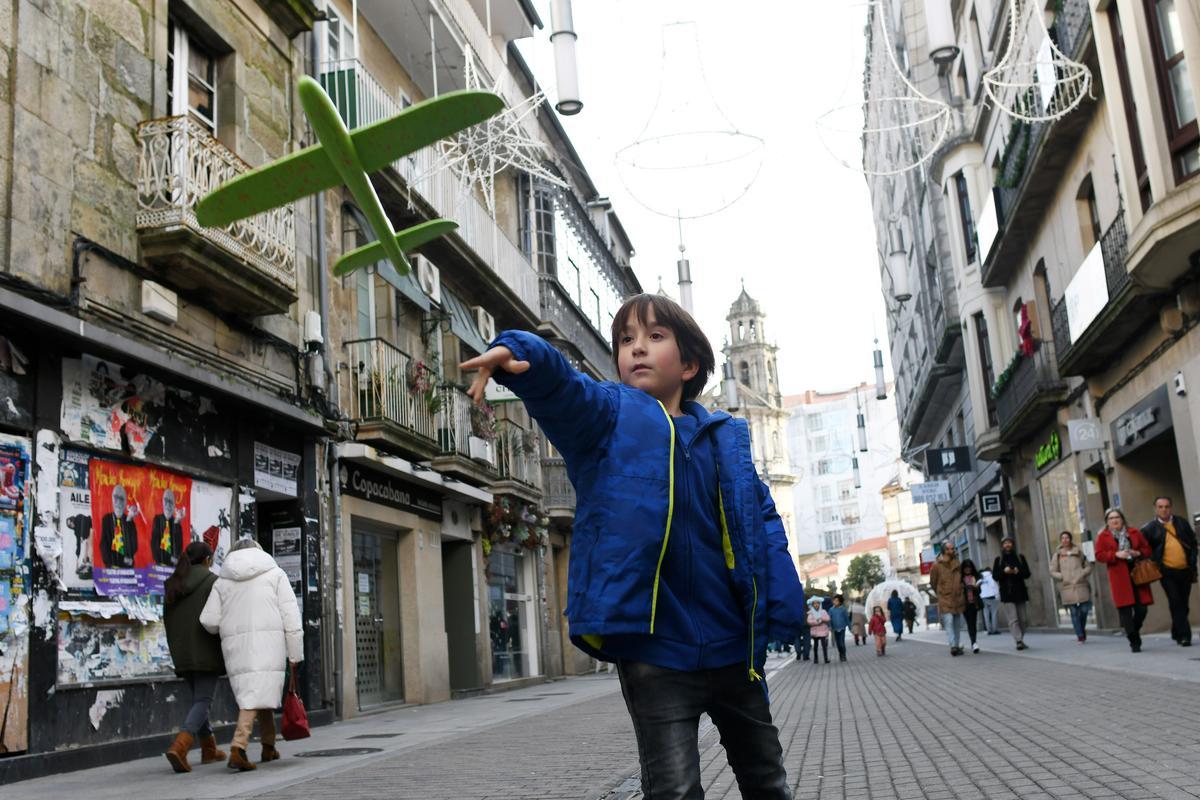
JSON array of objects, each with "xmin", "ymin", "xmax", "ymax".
[
  {"xmin": 951, "ymin": 648, "xmax": 962, "ymax": 656},
  {"xmin": 1016, "ymin": 642, "xmax": 1028, "ymax": 651}
]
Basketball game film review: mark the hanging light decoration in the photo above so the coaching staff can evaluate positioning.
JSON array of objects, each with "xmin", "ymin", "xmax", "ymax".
[
  {"xmin": 852, "ymin": 456, "xmax": 862, "ymax": 489},
  {"xmin": 887, "ymin": 224, "xmax": 911, "ymax": 302},
  {"xmin": 874, "ymin": 340, "xmax": 887, "ymax": 400},
  {"xmin": 856, "ymin": 388, "xmax": 869, "ymax": 452},
  {"xmin": 924, "ymin": 0, "xmax": 960, "ymax": 63},
  {"xmin": 722, "ymin": 362, "xmax": 739, "ymax": 410}
]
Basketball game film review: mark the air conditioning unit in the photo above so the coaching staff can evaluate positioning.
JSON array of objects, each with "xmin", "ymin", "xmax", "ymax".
[
  {"xmin": 472, "ymin": 305, "xmax": 496, "ymax": 344},
  {"xmin": 416, "ymin": 255, "xmax": 442, "ymax": 305}
]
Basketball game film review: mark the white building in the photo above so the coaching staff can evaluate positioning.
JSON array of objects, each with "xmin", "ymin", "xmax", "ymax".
[{"xmin": 785, "ymin": 383, "xmax": 903, "ymax": 554}]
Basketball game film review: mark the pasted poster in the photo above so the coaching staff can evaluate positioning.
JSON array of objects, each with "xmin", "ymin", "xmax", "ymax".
[
  {"xmin": 191, "ymin": 481, "xmax": 233, "ymax": 570},
  {"xmin": 272, "ymin": 526, "xmax": 302, "ymax": 602},
  {"xmin": 0, "ymin": 433, "xmax": 30, "ymax": 753},
  {"xmin": 89, "ymin": 458, "xmax": 192, "ymax": 596},
  {"xmin": 57, "ymin": 614, "xmax": 174, "ymax": 685},
  {"xmin": 59, "ymin": 449, "xmax": 93, "ymax": 590}
]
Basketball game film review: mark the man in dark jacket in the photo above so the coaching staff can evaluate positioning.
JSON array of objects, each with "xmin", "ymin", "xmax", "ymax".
[
  {"xmin": 1142, "ymin": 496, "xmax": 1197, "ymax": 646},
  {"xmin": 151, "ymin": 489, "xmax": 186, "ymax": 567},
  {"xmin": 100, "ymin": 484, "xmax": 138, "ymax": 569},
  {"xmin": 993, "ymin": 537, "xmax": 1031, "ymax": 650}
]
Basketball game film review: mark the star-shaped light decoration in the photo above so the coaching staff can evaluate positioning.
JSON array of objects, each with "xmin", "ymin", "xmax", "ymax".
[{"xmin": 425, "ymin": 51, "xmax": 567, "ymax": 218}]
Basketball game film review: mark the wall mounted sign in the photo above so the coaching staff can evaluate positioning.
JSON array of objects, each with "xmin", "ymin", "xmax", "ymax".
[
  {"xmin": 911, "ymin": 481, "xmax": 951, "ymax": 503},
  {"xmin": 339, "ymin": 461, "xmax": 443, "ymax": 521},
  {"xmin": 1034, "ymin": 430, "xmax": 1061, "ymax": 470},
  {"xmin": 1111, "ymin": 385, "xmax": 1172, "ymax": 460},
  {"xmin": 1067, "ymin": 418, "xmax": 1105, "ymax": 452},
  {"xmin": 927, "ymin": 446, "xmax": 973, "ymax": 475},
  {"xmin": 979, "ymin": 490, "xmax": 1005, "ymax": 516}
]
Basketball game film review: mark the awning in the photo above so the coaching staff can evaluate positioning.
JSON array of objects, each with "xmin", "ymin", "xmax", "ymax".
[
  {"xmin": 441, "ymin": 287, "xmax": 489, "ymax": 355},
  {"xmin": 378, "ymin": 259, "xmax": 431, "ymax": 311}
]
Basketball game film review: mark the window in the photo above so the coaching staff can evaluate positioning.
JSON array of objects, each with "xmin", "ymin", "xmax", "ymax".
[
  {"xmin": 740, "ymin": 361, "xmax": 751, "ymax": 386},
  {"xmin": 820, "ymin": 486, "xmax": 833, "ymax": 503},
  {"xmin": 1110, "ymin": 6, "xmax": 1153, "ymax": 209},
  {"xmin": 973, "ymin": 313, "xmax": 998, "ymax": 426},
  {"xmin": 532, "ymin": 181, "xmax": 557, "ymax": 275},
  {"xmin": 954, "ymin": 172, "xmax": 977, "ymax": 264},
  {"xmin": 1145, "ymin": 0, "xmax": 1199, "ymax": 181},
  {"xmin": 1077, "ymin": 176, "xmax": 1101, "ymax": 249},
  {"xmin": 817, "ymin": 459, "xmax": 834, "ymax": 476},
  {"xmin": 167, "ymin": 21, "xmax": 216, "ymax": 132},
  {"xmin": 343, "ymin": 207, "xmax": 374, "ymax": 339},
  {"xmin": 325, "ymin": 5, "xmax": 356, "ymax": 62},
  {"xmin": 807, "ymin": 413, "xmax": 824, "ymax": 431},
  {"xmin": 811, "ymin": 435, "xmax": 827, "ymax": 453}
]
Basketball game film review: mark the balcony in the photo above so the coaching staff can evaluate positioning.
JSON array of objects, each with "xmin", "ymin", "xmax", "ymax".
[
  {"xmin": 430, "ymin": 384, "xmax": 498, "ymax": 485},
  {"xmin": 345, "ymin": 338, "xmax": 439, "ymax": 459},
  {"xmin": 136, "ymin": 116, "xmax": 297, "ymax": 315},
  {"xmin": 994, "ymin": 344, "xmax": 1069, "ymax": 444},
  {"xmin": 538, "ymin": 276, "xmax": 616, "ymax": 379},
  {"xmin": 318, "ymin": 59, "xmax": 539, "ymax": 315},
  {"xmin": 1050, "ymin": 211, "xmax": 1163, "ymax": 376},
  {"xmin": 492, "ymin": 418, "xmax": 543, "ymax": 503},
  {"xmin": 540, "ymin": 457, "xmax": 576, "ymax": 520},
  {"xmin": 982, "ymin": 0, "xmax": 1096, "ymax": 288}
]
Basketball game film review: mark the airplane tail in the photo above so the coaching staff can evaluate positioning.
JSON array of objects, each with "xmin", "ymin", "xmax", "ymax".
[{"xmin": 332, "ymin": 219, "xmax": 459, "ymax": 277}]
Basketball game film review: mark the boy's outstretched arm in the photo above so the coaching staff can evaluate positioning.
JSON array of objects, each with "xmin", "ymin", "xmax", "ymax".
[
  {"xmin": 461, "ymin": 329, "xmax": 618, "ymax": 457},
  {"xmin": 758, "ymin": 476, "xmax": 806, "ymax": 640}
]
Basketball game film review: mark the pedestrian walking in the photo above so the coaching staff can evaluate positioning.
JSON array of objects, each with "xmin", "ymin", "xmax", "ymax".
[
  {"xmin": 162, "ymin": 541, "xmax": 226, "ymax": 773},
  {"xmin": 796, "ymin": 614, "xmax": 812, "ymax": 661},
  {"xmin": 1095, "ymin": 508, "xmax": 1154, "ymax": 653},
  {"xmin": 979, "ymin": 568, "xmax": 1001, "ymax": 634},
  {"xmin": 1049, "ymin": 531, "xmax": 1093, "ymax": 643},
  {"xmin": 992, "ymin": 537, "xmax": 1031, "ymax": 650},
  {"xmin": 807, "ymin": 597, "xmax": 831, "ymax": 665},
  {"xmin": 462, "ymin": 294, "xmax": 804, "ymax": 798},
  {"xmin": 928, "ymin": 541, "xmax": 966, "ymax": 656},
  {"xmin": 868, "ymin": 606, "xmax": 888, "ymax": 656},
  {"xmin": 960, "ymin": 559, "xmax": 982, "ymax": 654},
  {"xmin": 1141, "ymin": 496, "xmax": 1196, "ymax": 647},
  {"xmin": 887, "ymin": 590, "xmax": 904, "ymax": 641},
  {"xmin": 850, "ymin": 601, "xmax": 867, "ymax": 646},
  {"xmin": 902, "ymin": 597, "xmax": 917, "ymax": 634},
  {"xmin": 200, "ymin": 538, "xmax": 303, "ymax": 772},
  {"xmin": 829, "ymin": 594, "xmax": 850, "ymax": 662}
]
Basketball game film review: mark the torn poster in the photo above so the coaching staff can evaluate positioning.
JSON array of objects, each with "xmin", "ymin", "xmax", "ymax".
[
  {"xmin": 59, "ymin": 616, "xmax": 173, "ymax": 686},
  {"xmin": 0, "ymin": 335, "xmax": 33, "ymax": 430},
  {"xmin": 59, "ymin": 449, "xmax": 94, "ymax": 591},
  {"xmin": 88, "ymin": 689, "xmax": 125, "ymax": 729},
  {"xmin": 191, "ymin": 481, "xmax": 233, "ymax": 570}
]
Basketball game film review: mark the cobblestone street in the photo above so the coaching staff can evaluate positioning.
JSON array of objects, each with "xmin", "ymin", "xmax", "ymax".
[{"xmin": 13, "ymin": 631, "xmax": 1200, "ymax": 799}]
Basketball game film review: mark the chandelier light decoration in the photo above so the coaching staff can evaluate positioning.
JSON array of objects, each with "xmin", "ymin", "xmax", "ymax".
[
  {"xmin": 983, "ymin": 0, "xmax": 1092, "ymax": 123},
  {"xmin": 426, "ymin": 52, "xmax": 566, "ymax": 218},
  {"xmin": 816, "ymin": 0, "xmax": 952, "ymax": 176}
]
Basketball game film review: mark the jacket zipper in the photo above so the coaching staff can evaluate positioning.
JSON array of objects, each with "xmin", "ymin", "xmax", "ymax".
[
  {"xmin": 715, "ymin": 462, "xmax": 760, "ymax": 682},
  {"xmin": 649, "ymin": 402, "xmax": 676, "ymax": 634}
]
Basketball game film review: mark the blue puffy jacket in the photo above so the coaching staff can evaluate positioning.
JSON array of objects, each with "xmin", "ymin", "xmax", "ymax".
[{"xmin": 489, "ymin": 330, "xmax": 805, "ymax": 681}]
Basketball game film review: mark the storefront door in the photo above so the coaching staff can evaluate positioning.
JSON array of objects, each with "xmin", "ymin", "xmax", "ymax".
[
  {"xmin": 1039, "ymin": 459, "xmax": 1083, "ymax": 628},
  {"xmin": 489, "ymin": 546, "xmax": 535, "ymax": 681},
  {"xmin": 353, "ymin": 530, "xmax": 403, "ymax": 708}
]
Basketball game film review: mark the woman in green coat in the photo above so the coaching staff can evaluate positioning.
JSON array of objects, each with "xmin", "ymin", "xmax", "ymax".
[{"xmin": 162, "ymin": 541, "xmax": 227, "ymax": 773}]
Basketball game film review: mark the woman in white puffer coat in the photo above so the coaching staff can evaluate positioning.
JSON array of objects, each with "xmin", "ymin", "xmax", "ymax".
[{"xmin": 200, "ymin": 538, "xmax": 302, "ymax": 771}]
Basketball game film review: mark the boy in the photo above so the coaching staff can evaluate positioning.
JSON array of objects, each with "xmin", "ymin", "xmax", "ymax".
[{"xmin": 462, "ymin": 294, "xmax": 804, "ymax": 798}]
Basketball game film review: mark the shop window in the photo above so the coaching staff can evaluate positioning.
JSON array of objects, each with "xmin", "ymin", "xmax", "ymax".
[
  {"xmin": 1145, "ymin": 0, "xmax": 1200, "ymax": 182},
  {"xmin": 489, "ymin": 547, "xmax": 532, "ymax": 680},
  {"xmin": 1109, "ymin": 6, "xmax": 1153, "ymax": 210},
  {"xmin": 167, "ymin": 21, "xmax": 217, "ymax": 133}
]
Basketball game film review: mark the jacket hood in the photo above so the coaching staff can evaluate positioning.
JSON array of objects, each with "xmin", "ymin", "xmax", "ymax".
[
  {"xmin": 220, "ymin": 547, "xmax": 277, "ymax": 581},
  {"xmin": 181, "ymin": 564, "xmax": 213, "ymax": 596},
  {"xmin": 681, "ymin": 400, "xmax": 731, "ymax": 427}
]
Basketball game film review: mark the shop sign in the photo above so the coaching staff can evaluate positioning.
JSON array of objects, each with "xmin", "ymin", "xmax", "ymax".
[
  {"xmin": 1034, "ymin": 431, "xmax": 1061, "ymax": 470},
  {"xmin": 339, "ymin": 461, "xmax": 443, "ymax": 521},
  {"xmin": 1111, "ymin": 385, "xmax": 1172, "ymax": 460},
  {"xmin": 927, "ymin": 446, "xmax": 973, "ymax": 475},
  {"xmin": 1067, "ymin": 419, "xmax": 1105, "ymax": 452},
  {"xmin": 911, "ymin": 481, "xmax": 951, "ymax": 503},
  {"xmin": 979, "ymin": 490, "xmax": 1005, "ymax": 516},
  {"xmin": 254, "ymin": 442, "xmax": 300, "ymax": 497}
]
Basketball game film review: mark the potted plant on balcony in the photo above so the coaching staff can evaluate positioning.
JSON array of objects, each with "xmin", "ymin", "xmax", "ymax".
[
  {"xmin": 468, "ymin": 400, "xmax": 496, "ymax": 463},
  {"xmin": 406, "ymin": 352, "xmax": 442, "ymax": 416}
]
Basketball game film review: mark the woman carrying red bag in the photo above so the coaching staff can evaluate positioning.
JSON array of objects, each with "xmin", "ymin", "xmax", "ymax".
[{"xmin": 1095, "ymin": 507, "xmax": 1154, "ymax": 653}]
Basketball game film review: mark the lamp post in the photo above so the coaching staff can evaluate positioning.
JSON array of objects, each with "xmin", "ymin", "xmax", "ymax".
[
  {"xmin": 856, "ymin": 387, "xmax": 868, "ymax": 453},
  {"xmin": 873, "ymin": 340, "xmax": 887, "ymax": 399}
]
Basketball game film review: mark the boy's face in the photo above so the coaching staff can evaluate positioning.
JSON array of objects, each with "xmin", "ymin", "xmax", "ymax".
[{"xmin": 617, "ymin": 309, "xmax": 698, "ymax": 404}]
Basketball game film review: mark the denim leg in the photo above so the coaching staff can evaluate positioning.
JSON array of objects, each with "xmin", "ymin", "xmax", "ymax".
[
  {"xmin": 182, "ymin": 672, "xmax": 218, "ymax": 737},
  {"xmin": 943, "ymin": 613, "xmax": 961, "ymax": 648},
  {"xmin": 707, "ymin": 665, "xmax": 791, "ymax": 800},
  {"xmin": 617, "ymin": 660, "xmax": 706, "ymax": 800},
  {"xmin": 1068, "ymin": 604, "xmax": 1088, "ymax": 638},
  {"xmin": 833, "ymin": 630, "xmax": 846, "ymax": 658}
]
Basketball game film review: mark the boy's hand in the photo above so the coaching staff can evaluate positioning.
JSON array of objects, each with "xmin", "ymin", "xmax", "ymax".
[{"xmin": 460, "ymin": 346, "xmax": 530, "ymax": 403}]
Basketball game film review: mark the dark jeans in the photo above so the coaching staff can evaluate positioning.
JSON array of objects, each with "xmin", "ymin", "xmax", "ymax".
[
  {"xmin": 795, "ymin": 628, "xmax": 811, "ymax": 660},
  {"xmin": 964, "ymin": 603, "xmax": 979, "ymax": 645},
  {"xmin": 811, "ymin": 636, "xmax": 828, "ymax": 663},
  {"xmin": 905, "ymin": 618, "xmax": 914, "ymax": 634},
  {"xmin": 181, "ymin": 671, "xmax": 219, "ymax": 738},
  {"xmin": 617, "ymin": 660, "xmax": 791, "ymax": 800},
  {"xmin": 1160, "ymin": 568, "xmax": 1194, "ymax": 644},
  {"xmin": 1118, "ymin": 602, "xmax": 1148, "ymax": 650},
  {"xmin": 832, "ymin": 629, "xmax": 846, "ymax": 659}
]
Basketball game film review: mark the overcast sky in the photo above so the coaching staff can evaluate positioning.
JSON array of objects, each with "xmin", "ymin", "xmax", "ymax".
[{"xmin": 516, "ymin": 1, "xmax": 893, "ymax": 395}]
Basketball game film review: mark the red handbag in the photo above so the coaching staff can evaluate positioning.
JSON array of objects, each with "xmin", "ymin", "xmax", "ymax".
[{"xmin": 281, "ymin": 664, "xmax": 311, "ymax": 741}]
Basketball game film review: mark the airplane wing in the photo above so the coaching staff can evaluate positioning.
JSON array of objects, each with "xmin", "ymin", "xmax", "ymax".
[
  {"xmin": 195, "ymin": 90, "xmax": 503, "ymax": 228},
  {"xmin": 332, "ymin": 219, "xmax": 459, "ymax": 277}
]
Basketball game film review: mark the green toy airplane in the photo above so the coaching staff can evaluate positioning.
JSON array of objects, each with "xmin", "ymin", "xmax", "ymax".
[{"xmin": 195, "ymin": 75, "xmax": 504, "ymax": 277}]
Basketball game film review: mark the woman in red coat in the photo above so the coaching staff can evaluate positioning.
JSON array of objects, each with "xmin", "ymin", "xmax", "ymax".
[{"xmin": 1094, "ymin": 507, "xmax": 1154, "ymax": 652}]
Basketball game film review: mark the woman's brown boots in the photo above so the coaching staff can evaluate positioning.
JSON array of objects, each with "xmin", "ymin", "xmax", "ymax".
[{"xmin": 164, "ymin": 732, "xmax": 194, "ymax": 773}]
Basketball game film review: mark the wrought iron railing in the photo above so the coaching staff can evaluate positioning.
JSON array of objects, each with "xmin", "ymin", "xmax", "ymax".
[
  {"xmin": 1050, "ymin": 209, "xmax": 1131, "ymax": 366},
  {"xmin": 994, "ymin": 343, "xmax": 1064, "ymax": 430},
  {"xmin": 318, "ymin": 58, "xmax": 539, "ymax": 314},
  {"xmin": 345, "ymin": 338, "xmax": 437, "ymax": 442},
  {"xmin": 495, "ymin": 418, "xmax": 542, "ymax": 490},
  {"xmin": 540, "ymin": 457, "xmax": 576, "ymax": 512},
  {"xmin": 436, "ymin": 384, "xmax": 497, "ymax": 468},
  {"xmin": 135, "ymin": 115, "xmax": 296, "ymax": 291}
]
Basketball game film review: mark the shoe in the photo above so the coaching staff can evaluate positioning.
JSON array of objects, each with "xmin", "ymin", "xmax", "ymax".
[
  {"xmin": 228, "ymin": 747, "xmax": 257, "ymax": 772},
  {"xmin": 1131, "ymin": 645, "xmax": 1142, "ymax": 653},
  {"xmin": 261, "ymin": 743, "xmax": 280, "ymax": 763},
  {"xmin": 840, "ymin": 655, "xmax": 847, "ymax": 662},
  {"xmin": 1182, "ymin": 640, "xmax": 1192, "ymax": 647},
  {"xmin": 164, "ymin": 731, "xmax": 194, "ymax": 773},
  {"xmin": 987, "ymin": 631, "xmax": 1001, "ymax": 635},
  {"xmin": 1077, "ymin": 636, "xmax": 1086, "ymax": 644},
  {"xmin": 200, "ymin": 735, "xmax": 227, "ymax": 764},
  {"xmin": 972, "ymin": 644, "xmax": 980, "ymax": 654},
  {"xmin": 824, "ymin": 657, "xmax": 831, "ymax": 664},
  {"xmin": 1016, "ymin": 642, "xmax": 1028, "ymax": 651},
  {"xmin": 951, "ymin": 648, "xmax": 962, "ymax": 657}
]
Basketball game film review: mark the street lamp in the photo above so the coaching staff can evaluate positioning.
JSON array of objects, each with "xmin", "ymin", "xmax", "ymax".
[
  {"xmin": 924, "ymin": 0, "xmax": 961, "ymax": 64},
  {"xmin": 873, "ymin": 339, "xmax": 887, "ymax": 399},
  {"xmin": 856, "ymin": 388, "xmax": 868, "ymax": 453},
  {"xmin": 721, "ymin": 361, "xmax": 738, "ymax": 410},
  {"xmin": 852, "ymin": 456, "xmax": 862, "ymax": 489},
  {"xmin": 550, "ymin": 0, "xmax": 583, "ymax": 115},
  {"xmin": 886, "ymin": 224, "xmax": 911, "ymax": 302}
]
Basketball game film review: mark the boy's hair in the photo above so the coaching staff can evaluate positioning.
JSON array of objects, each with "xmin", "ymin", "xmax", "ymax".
[{"xmin": 610, "ymin": 293, "xmax": 715, "ymax": 401}]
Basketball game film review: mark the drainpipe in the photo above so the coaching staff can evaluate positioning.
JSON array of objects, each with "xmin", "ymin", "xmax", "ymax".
[{"xmin": 308, "ymin": 22, "xmax": 345, "ymax": 721}]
